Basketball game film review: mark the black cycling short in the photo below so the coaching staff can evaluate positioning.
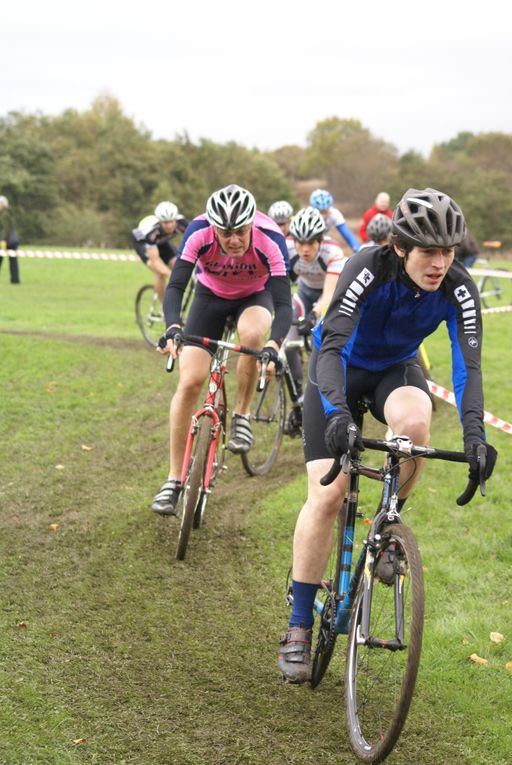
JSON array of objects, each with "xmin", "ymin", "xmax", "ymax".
[
  {"xmin": 132, "ymin": 235, "xmax": 177, "ymax": 266},
  {"xmin": 183, "ymin": 282, "xmax": 273, "ymax": 353},
  {"xmin": 303, "ymin": 348, "xmax": 431, "ymax": 462}
]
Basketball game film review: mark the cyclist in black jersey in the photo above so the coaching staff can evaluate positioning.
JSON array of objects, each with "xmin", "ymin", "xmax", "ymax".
[
  {"xmin": 278, "ymin": 187, "xmax": 498, "ymax": 684},
  {"xmin": 131, "ymin": 201, "xmax": 188, "ymax": 303}
]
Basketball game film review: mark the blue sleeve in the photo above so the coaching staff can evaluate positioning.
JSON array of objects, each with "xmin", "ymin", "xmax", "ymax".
[{"xmin": 336, "ymin": 222, "xmax": 360, "ymax": 254}]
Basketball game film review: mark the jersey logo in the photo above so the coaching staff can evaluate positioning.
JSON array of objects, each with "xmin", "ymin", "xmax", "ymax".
[
  {"xmin": 454, "ymin": 284, "xmax": 477, "ymax": 334},
  {"xmin": 338, "ymin": 267, "xmax": 374, "ymax": 316}
]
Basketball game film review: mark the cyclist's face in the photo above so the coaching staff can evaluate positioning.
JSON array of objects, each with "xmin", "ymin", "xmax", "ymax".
[
  {"xmin": 161, "ymin": 220, "xmax": 177, "ymax": 234},
  {"xmin": 395, "ymin": 245, "xmax": 455, "ymax": 291},
  {"xmin": 278, "ymin": 220, "xmax": 291, "ymax": 236},
  {"xmin": 215, "ymin": 225, "xmax": 252, "ymax": 257},
  {"xmin": 295, "ymin": 239, "xmax": 320, "ymax": 262}
]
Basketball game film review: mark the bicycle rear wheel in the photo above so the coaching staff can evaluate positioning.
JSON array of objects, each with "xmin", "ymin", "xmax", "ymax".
[
  {"xmin": 176, "ymin": 419, "xmax": 211, "ymax": 561},
  {"xmin": 345, "ymin": 523, "xmax": 424, "ymax": 763},
  {"xmin": 241, "ymin": 374, "xmax": 285, "ymax": 476},
  {"xmin": 135, "ymin": 284, "xmax": 164, "ymax": 347}
]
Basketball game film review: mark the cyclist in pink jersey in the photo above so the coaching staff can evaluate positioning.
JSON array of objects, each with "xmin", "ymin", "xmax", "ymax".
[{"xmin": 152, "ymin": 184, "xmax": 293, "ymax": 516}]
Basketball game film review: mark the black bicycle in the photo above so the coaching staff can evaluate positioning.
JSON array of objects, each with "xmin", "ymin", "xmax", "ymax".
[
  {"xmin": 240, "ymin": 327, "xmax": 308, "ymax": 477},
  {"xmin": 287, "ymin": 401, "xmax": 487, "ymax": 763}
]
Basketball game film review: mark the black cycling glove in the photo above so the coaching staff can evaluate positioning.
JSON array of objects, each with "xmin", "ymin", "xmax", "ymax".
[
  {"xmin": 260, "ymin": 345, "xmax": 281, "ymax": 368},
  {"xmin": 324, "ymin": 410, "xmax": 364, "ymax": 456},
  {"xmin": 464, "ymin": 441, "xmax": 498, "ymax": 482},
  {"xmin": 297, "ymin": 310, "xmax": 317, "ymax": 336},
  {"xmin": 158, "ymin": 325, "xmax": 184, "ymax": 350}
]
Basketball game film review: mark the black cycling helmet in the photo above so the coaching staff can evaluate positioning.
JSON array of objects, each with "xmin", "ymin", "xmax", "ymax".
[
  {"xmin": 392, "ymin": 188, "xmax": 466, "ymax": 248},
  {"xmin": 367, "ymin": 213, "xmax": 392, "ymax": 242}
]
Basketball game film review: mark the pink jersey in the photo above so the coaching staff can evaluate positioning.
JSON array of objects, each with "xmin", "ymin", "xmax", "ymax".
[{"xmin": 178, "ymin": 211, "xmax": 289, "ymax": 299}]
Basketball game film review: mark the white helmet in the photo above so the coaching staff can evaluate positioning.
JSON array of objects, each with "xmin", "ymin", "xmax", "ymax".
[
  {"xmin": 268, "ymin": 200, "xmax": 293, "ymax": 224},
  {"xmin": 154, "ymin": 201, "xmax": 179, "ymax": 222},
  {"xmin": 290, "ymin": 207, "xmax": 326, "ymax": 242},
  {"xmin": 206, "ymin": 184, "xmax": 256, "ymax": 229},
  {"xmin": 0, "ymin": 195, "xmax": 9, "ymax": 208}
]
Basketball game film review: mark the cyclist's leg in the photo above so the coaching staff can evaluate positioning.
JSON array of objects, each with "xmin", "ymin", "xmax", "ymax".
[
  {"xmin": 377, "ymin": 361, "xmax": 432, "ymax": 499},
  {"xmin": 157, "ymin": 289, "xmax": 227, "ymax": 498},
  {"xmin": 279, "ymin": 368, "xmax": 348, "ymax": 683},
  {"xmin": 233, "ymin": 295, "xmax": 273, "ymax": 414}
]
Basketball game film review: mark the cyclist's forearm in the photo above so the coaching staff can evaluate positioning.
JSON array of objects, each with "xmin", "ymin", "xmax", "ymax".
[
  {"xmin": 163, "ymin": 258, "xmax": 194, "ymax": 326},
  {"xmin": 269, "ymin": 276, "xmax": 293, "ymax": 346},
  {"xmin": 336, "ymin": 223, "xmax": 360, "ymax": 254}
]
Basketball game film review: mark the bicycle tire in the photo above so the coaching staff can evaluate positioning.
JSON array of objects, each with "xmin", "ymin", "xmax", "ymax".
[
  {"xmin": 241, "ymin": 373, "xmax": 285, "ymax": 476},
  {"xmin": 310, "ymin": 505, "xmax": 345, "ymax": 688},
  {"xmin": 345, "ymin": 523, "xmax": 424, "ymax": 764},
  {"xmin": 135, "ymin": 284, "xmax": 164, "ymax": 348},
  {"xmin": 192, "ymin": 387, "xmax": 227, "ymax": 530},
  {"xmin": 176, "ymin": 419, "xmax": 211, "ymax": 561}
]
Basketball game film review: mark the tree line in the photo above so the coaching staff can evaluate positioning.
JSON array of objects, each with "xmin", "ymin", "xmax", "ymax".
[{"xmin": 1, "ymin": 94, "xmax": 511, "ymax": 250}]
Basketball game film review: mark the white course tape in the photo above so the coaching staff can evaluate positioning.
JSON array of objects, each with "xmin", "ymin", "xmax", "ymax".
[
  {"xmin": 481, "ymin": 305, "xmax": 512, "ymax": 315},
  {"xmin": 428, "ymin": 380, "xmax": 511, "ymax": 434},
  {"xmin": 0, "ymin": 248, "xmax": 138, "ymax": 262},
  {"xmin": 468, "ymin": 267, "xmax": 512, "ymax": 279}
]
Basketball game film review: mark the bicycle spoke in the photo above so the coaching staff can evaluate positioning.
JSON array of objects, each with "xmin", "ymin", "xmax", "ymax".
[{"xmin": 345, "ymin": 524, "xmax": 424, "ymax": 763}]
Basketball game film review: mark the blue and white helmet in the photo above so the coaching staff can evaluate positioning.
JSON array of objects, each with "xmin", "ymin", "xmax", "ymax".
[
  {"xmin": 267, "ymin": 200, "xmax": 293, "ymax": 224},
  {"xmin": 154, "ymin": 201, "xmax": 179, "ymax": 221},
  {"xmin": 206, "ymin": 184, "xmax": 256, "ymax": 229},
  {"xmin": 309, "ymin": 188, "xmax": 333, "ymax": 211}
]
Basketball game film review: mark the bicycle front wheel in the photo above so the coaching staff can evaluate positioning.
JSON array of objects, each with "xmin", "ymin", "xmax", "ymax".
[
  {"xmin": 135, "ymin": 284, "xmax": 164, "ymax": 348},
  {"xmin": 241, "ymin": 374, "xmax": 285, "ymax": 476},
  {"xmin": 176, "ymin": 419, "xmax": 211, "ymax": 561},
  {"xmin": 345, "ymin": 524, "xmax": 424, "ymax": 764}
]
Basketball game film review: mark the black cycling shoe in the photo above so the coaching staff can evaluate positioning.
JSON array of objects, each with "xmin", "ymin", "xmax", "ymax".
[{"xmin": 151, "ymin": 479, "xmax": 182, "ymax": 516}]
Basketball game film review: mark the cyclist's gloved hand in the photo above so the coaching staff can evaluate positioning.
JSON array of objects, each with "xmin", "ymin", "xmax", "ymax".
[
  {"xmin": 297, "ymin": 310, "xmax": 317, "ymax": 336},
  {"xmin": 324, "ymin": 410, "xmax": 364, "ymax": 456},
  {"xmin": 260, "ymin": 345, "xmax": 281, "ymax": 369},
  {"xmin": 158, "ymin": 324, "xmax": 184, "ymax": 350},
  {"xmin": 464, "ymin": 441, "xmax": 498, "ymax": 481}
]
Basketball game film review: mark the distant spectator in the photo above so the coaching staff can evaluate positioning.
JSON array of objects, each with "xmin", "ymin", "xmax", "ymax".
[
  {"xmin": 309, "ymin": 189, "xmax": 360, "ymax": 253},
  {"xmin": 359, "ymin": 191, "xmax": 392, "ymax": 242},
  {"xmin": 454, "ymin": 230, "xmax": 480, "ymax": 269},
  {"xmin": 0, "ymin": 196, "xmax": 21, "ymax": 284}
]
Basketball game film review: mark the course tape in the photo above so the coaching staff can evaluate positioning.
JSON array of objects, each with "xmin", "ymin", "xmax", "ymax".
[
  {"xmin": 0, "ymin": 248, "xmax": 138, "ymax": 262},
  {"xmin": 468, "ymin": 267, "xmax": 512, "ymax": 279},
  {"xmin": 481, "ymin": 305, "xmax": 512, "ymax": 315},
  {"xmin": 428, "ymin": 380, "xmax": 511, "ymax": 434}
]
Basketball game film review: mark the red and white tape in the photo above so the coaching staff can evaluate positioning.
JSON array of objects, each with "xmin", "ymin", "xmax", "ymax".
[
  {"xmin": 428, "ymin": 380, "xmax": 511, "ymax": 434},
  {"xmin": 0, "ymin": 248, "xmax": 138, "ymax": 262}
]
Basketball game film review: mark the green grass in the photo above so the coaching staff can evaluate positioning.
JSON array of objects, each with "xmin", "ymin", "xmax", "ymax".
[{"xmin": 1, "ymin": 257, "xmax": 511, "ymax": 764}]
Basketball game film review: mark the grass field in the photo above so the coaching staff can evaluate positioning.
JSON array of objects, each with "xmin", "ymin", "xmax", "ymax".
[{"xmin": 1, "ymin": 256, "xmax": 511, "ymax": 765}]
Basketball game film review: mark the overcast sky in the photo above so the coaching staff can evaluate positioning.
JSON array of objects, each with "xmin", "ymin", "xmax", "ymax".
[{"xmin": 3, "ymin": 0, "xmax": 511, "ymax": 157}]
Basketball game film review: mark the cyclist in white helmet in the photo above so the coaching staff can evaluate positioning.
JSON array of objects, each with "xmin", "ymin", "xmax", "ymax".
[
  {"xmin": 309, "ymin": 188, "xmax": 360, "ymax": 254},
  {"xmin": 131, "ymin": 200, "xmax": 188, "ymax": 303},
  {"xmin": 284, "ymin": 207, "xmax": 348, "ymax": 436},
  {"xmin": 268, "ymin": 200, "xmax": 294, "ymax": 236},
  {"xmin": 151, "ymin": 184, "xmax": 292, "ymax": 516}
]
